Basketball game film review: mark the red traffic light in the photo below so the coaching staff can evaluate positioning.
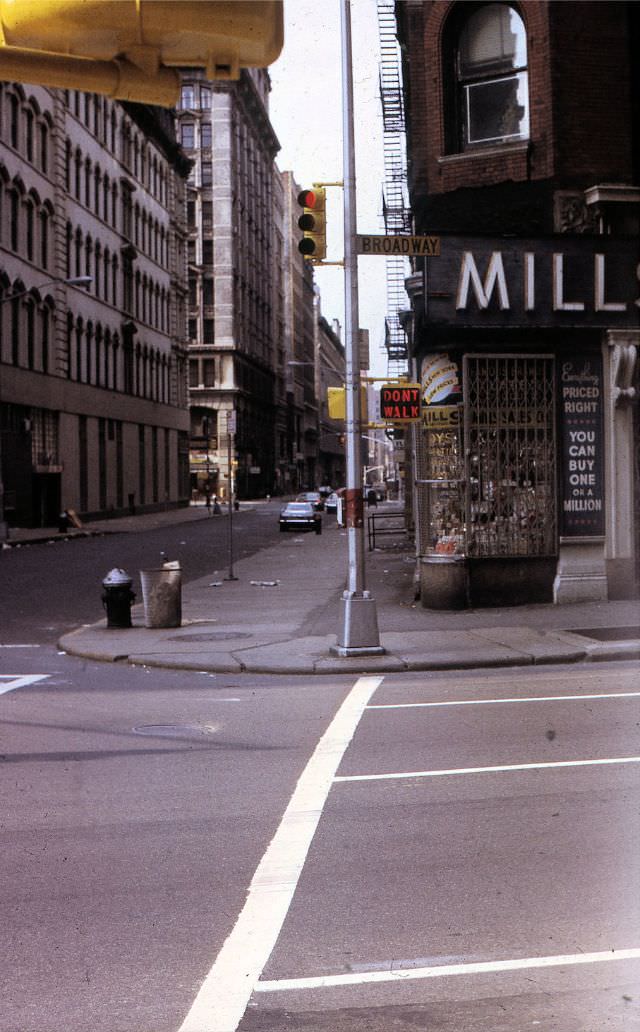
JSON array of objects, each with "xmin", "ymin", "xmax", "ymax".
[{"xmin": 297, "ymin": 188, "xmax": 319, "ymax": 209}]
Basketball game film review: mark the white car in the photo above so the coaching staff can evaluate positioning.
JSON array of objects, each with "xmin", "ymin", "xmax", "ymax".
[{"xmin": 325, "ymin": 492, "xmax": 339, "ymax": 514}]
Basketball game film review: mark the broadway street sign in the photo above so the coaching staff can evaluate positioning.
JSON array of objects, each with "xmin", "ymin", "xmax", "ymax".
[{"xmin": 356, "ymin": 234, "xmax": 440, "ymax": 257}]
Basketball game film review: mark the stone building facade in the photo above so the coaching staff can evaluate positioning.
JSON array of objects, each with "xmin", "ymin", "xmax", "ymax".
[
  {"xmin": 178, "ymin": 71, "xmax": 281, "ymax": 500},
  {"xmin": 397, "ymin": 0, "xmax": 640, "ymax": 607},
  {"xmin": 0, "ymin": 83, "xmax": 191, "ymax": 529}
]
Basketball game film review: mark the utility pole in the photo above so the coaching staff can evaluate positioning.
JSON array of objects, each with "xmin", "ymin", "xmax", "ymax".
[
  {"xmin": 334, "ymin": 0, "xmax": 384, "ymax": 656},
  {"xmin": 225, "ymin": 410, "xmax": 237, "ymax": 581}
]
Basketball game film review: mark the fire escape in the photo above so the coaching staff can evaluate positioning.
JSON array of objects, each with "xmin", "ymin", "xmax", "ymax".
[{"xmin": 377, "ymin": 0, "xmax": 411, "ymax": 379}]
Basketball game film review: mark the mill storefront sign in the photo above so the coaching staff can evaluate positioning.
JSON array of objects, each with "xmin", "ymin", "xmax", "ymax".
[{"xmin": 425, "ymin": 236, "xmax": 640, "ymax": 329}]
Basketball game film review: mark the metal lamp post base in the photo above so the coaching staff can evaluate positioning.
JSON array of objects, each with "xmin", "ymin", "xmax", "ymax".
[{"xmin": 332, "ymin": 590, "xmax": 386, "ymax": 656}]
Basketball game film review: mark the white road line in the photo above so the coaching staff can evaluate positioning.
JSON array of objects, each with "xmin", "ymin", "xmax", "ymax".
[
  {"xmin": 368, "ymin": 690, "xmax": 640, "ymax": 709},
  {"xmin": 256, "ymin": 947, "xmax": 640, "ymax": 992},
  {"xmin": 177, "ymin": 675, "xmax": 384, "ymax": 1032},
  {"xmin": 0, "ymin": 674, "xmax": 49, "ymax": 696},
  {"xmin": 0, "ymin": 643, "xmax": 40, "ymax": 648},
  {"xmin": 335, "ymin": 755, "xmax": 640, "ymax": 783}
]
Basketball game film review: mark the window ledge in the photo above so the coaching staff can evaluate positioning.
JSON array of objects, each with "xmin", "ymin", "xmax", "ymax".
[{"xmin": 438, "ymin": 141, "xmax": 529, "ymax": 166}]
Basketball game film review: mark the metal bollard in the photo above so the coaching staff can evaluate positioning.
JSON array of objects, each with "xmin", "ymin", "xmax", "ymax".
[{"xmin": 101, "ymin": 568, "xmax": 136, "ymax": 628}]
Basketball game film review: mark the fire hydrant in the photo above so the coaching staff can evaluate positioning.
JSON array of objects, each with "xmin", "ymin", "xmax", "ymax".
[{"xmin": 102, "ymin": 568, "xmax": 135, "ymax": 628}]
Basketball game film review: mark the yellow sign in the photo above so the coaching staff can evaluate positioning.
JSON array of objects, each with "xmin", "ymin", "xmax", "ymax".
[
  {"xmin": 356, "ymin": 235, "xmax": 440, "ymax": 257},
  {"xmin": 423, "ymin": 405, "xmax": 462, "ymax": 429}
]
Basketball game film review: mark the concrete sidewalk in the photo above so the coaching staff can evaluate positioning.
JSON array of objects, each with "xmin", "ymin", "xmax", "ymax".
[{"xmin": 54, "ymin": 504, "xmax": 640, "ymax": 675}]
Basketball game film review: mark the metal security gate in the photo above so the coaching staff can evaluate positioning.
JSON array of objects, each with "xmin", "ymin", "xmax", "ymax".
[{"xmin": 463, "ymin": 354, "xmax": 557, "ymax": 557}]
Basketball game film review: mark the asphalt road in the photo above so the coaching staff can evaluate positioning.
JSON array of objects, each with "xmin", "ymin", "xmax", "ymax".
[
  {"xmin": 0, "ymin": 506, "xmax": 283, "ymax": 644},
  {"xmin": 2, "ymin": 653, "xmax": 639, "ymax": 1032}
]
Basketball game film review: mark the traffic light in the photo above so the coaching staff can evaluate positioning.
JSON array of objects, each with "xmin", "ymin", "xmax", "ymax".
[
  {"xmin": 0, "ymin": 1, "xmax": 284, "ymax": 106},
  {"xmin": 327, "ymin": 386, "xmax": 368, "ymax": 422},
  {"xmin": 297, "ymin": 187, "xmax": 326, "ymax": 262}
]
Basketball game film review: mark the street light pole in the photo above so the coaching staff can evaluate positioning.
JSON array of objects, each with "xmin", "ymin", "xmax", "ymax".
[
  {"xmin": 0, "ymin": 275, "xmax": 92, "ymax": 542},
  {"xmin": 334, "ymin": 0, "xmax": 384, "ymax": 655}
]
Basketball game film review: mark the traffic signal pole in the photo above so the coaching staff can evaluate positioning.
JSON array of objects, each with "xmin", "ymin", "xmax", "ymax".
[{"xmin": 334, "ymin": 0, "xmax": 384, "ymax": 656}]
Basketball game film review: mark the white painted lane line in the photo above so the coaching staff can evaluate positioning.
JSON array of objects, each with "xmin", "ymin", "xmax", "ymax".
[
  {"xmin": 368, "ymin": 690, "xmax": 640, "ymax": 709},
  {"xmin": 0, "ymin": 644, "xmax": 40, "ymax": 648},
  {"xmin": 0, "ymin": 674, "xmax": 49, "ymax": 696},
  {"xmin": 177, "ymin": 675, "xmax": 384, "ymax": 1032},
  {"xmin": 256, "ymin": 947, "xmax": 640, "ymax": 992},
  {"xmin": 335, "ymin": 755, "xmax": 640, "ymax": 783}
]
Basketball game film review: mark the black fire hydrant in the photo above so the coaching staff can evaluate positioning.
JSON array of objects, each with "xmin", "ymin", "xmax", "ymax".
[{"xmin": 102, "ymin": 568, "xmax": 135, "ymax": 628}]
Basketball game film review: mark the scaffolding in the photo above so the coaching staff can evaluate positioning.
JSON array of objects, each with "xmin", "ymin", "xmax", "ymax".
[{"xmin": 377, "ymin": 0, "xmax": 411, "ymax": 380}]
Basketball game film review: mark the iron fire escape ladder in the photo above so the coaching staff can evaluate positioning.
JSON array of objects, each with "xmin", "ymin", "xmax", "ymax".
[{"xmin": 377, "ymin": 0, "xmax": 411, "ymax": 380}]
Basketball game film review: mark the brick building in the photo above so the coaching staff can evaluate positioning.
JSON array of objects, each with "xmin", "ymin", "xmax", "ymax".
[{"xmin": 397, "ymin": 0, "xmax": 640, "ymax": 607}]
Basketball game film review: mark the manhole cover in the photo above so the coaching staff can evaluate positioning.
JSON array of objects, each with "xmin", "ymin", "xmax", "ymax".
[
  {"xmin": 167, "ymin": 631, "xmax": 253, "ymax": 643},
  {"xmin": 567, "ymin": 626, "xmax": 640, "ymax": 642},
  {"xmin": 133, "ymin": 723, "xmax": 219, "ymax": 739}
]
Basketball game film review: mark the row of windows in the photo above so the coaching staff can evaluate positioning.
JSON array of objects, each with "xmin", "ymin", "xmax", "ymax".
[
  {"xmin": 64, "ymin": 90, "xmax": 169, "ymax": 203},
  {"xmin": 179, "ymin": 84, "xmax": 213, "ymax": 111},
  {"xmin": 64, "ymin": 141, "xmax": 169, "ymax": 263},
  {"xmin": 0, "ymin": 281, "xmax": 171, "ymax": 403},
  {"xmin": 0, "ymin": 289, "xmax": 53, "ymax": 373},
  {"xmin": 189, "ymin": 356, "xmax": 218, "ymax": 388},
  {"xmin": 180, "ymin": 121, "xmax": 213, "ymax": 150},
  {"xmin": 64, "ymin": 223, "xmax": 171, "ymax": 331},
  {"xmin": 65, "ymin": 314, "xmax": 172, "ymax": 401},
  {"xmin": 0, "ymin": 169, "xmax": 53, "ymax": 268},
  {"xmin": 0, "ymin": 84, "xmax": 52, "ymax": 175}
]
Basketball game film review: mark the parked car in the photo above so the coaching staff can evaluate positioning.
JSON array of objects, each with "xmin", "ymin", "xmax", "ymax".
[
  {"xmin": 279, "ymin": 501, "xmax": 322, "ymax": 534},
  {"xmin": 325, "ymin": 491, "xmax": 339, "ymax": 514},
  {"xmin": 296, "ymin": 490, "xmax": 324, "ymax": 511}
]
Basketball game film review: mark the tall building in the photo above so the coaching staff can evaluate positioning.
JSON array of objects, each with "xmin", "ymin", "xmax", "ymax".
[
  {"xmin": 281, "ymin": 170, "xmax": 318, "ymax": 493},
  {"xmin": 315, "ymin": 311, "xmax": 346, "ymax": 490},
  {"xmin": 397, "ymin": 0, "xmax": 640, "ymax": 607},
  {"xmin": 178, "ymin": 71, "xmax": 280, "ymax": 500},
  {"xmin": 0, "ymin": 84, "xmax": 191, "ymax": 531}
]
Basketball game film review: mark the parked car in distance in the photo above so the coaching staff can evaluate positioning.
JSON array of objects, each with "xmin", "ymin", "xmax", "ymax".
[
  {"xmin": 296, "ymin": 490, "xmax": 324, "ymax": 511},
  {"xmin": 325, "ymin": 492, "xmax": 339, "ymax": 514},
  {"xmin": 279, "ymin": 501, "xmax": 322, "ymax": 534}
]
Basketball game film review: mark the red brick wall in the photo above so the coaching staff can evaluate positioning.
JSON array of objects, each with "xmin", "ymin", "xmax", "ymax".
[
  {"xmin": 549, "ymin": 1, "xmax": 633, "ymax": 183},
  {"xmin": 399, "ymin": 0, "xmax": 634, "ymax": 205}
]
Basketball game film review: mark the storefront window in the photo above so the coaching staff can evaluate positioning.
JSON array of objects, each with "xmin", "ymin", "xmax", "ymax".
[{"xmin": 420, "ymin": 353, "xmax": 557, "ymax": 559}]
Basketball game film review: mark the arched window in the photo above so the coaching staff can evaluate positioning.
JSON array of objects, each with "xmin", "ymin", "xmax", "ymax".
[
  {"xmin": 452, "ymin": 3, "xmax": 529, "ymax": 150},
  {"xmin": 40, "ymin": 205, "xmax": 52, "ymax": 269},
  {"xmin": 39, "ymin": 115, "xmax": 51, "ymax": 173},
  {"xmin": 41, "ymin": 300, "xmax": 52, "ymax": 374},
  {"xmin": 25, "ymin": 197, "xmax": 35, "ymax": 261}
]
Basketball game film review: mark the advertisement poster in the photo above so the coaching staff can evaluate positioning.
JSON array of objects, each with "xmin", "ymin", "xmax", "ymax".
[{"xmin": 559, "ymin": 355, "xmax": 604, "ymax": 536}]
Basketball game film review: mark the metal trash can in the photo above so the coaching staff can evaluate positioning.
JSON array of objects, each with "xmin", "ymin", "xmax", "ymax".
[
  {"xmin": 102, "ymin": 568, "xmax": 135, "ymax": 628},
  {"xmin": 420, "ymin": 555, "xmax": 469, "ymax": 610},
  {"xmin": 139, "ymin": 563, "xmax": 182, "ymax": 628}
]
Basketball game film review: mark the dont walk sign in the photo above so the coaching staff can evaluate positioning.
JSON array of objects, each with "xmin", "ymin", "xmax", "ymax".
[{"xmin": 380, "ymin": 383, "xmax": 422, "ymax": 422}]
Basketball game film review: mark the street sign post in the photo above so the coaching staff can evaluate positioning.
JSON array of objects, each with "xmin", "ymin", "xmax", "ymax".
[{"xmin": 356, "ymin": 234, "xmax": 440, "ymax": 256}]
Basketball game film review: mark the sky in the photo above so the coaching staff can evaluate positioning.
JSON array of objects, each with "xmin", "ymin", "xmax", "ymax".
[{"xmin": 268, "ymin": 0, "xmax": 392, "ymax": 375}]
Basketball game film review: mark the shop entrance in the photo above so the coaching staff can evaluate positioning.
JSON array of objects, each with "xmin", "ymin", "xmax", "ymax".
[
  {"xmin": 464, "ymin": 354, "xmax": 557, "ymax": 558},
  {"xmin": 419, "ymin": 353, "xmax": 558, "ymax": 607}
]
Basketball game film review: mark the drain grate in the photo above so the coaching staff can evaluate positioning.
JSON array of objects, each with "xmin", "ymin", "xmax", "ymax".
[{"xmin": 566, "ymin": 626, "xmax": 640, "ymax": 642}]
